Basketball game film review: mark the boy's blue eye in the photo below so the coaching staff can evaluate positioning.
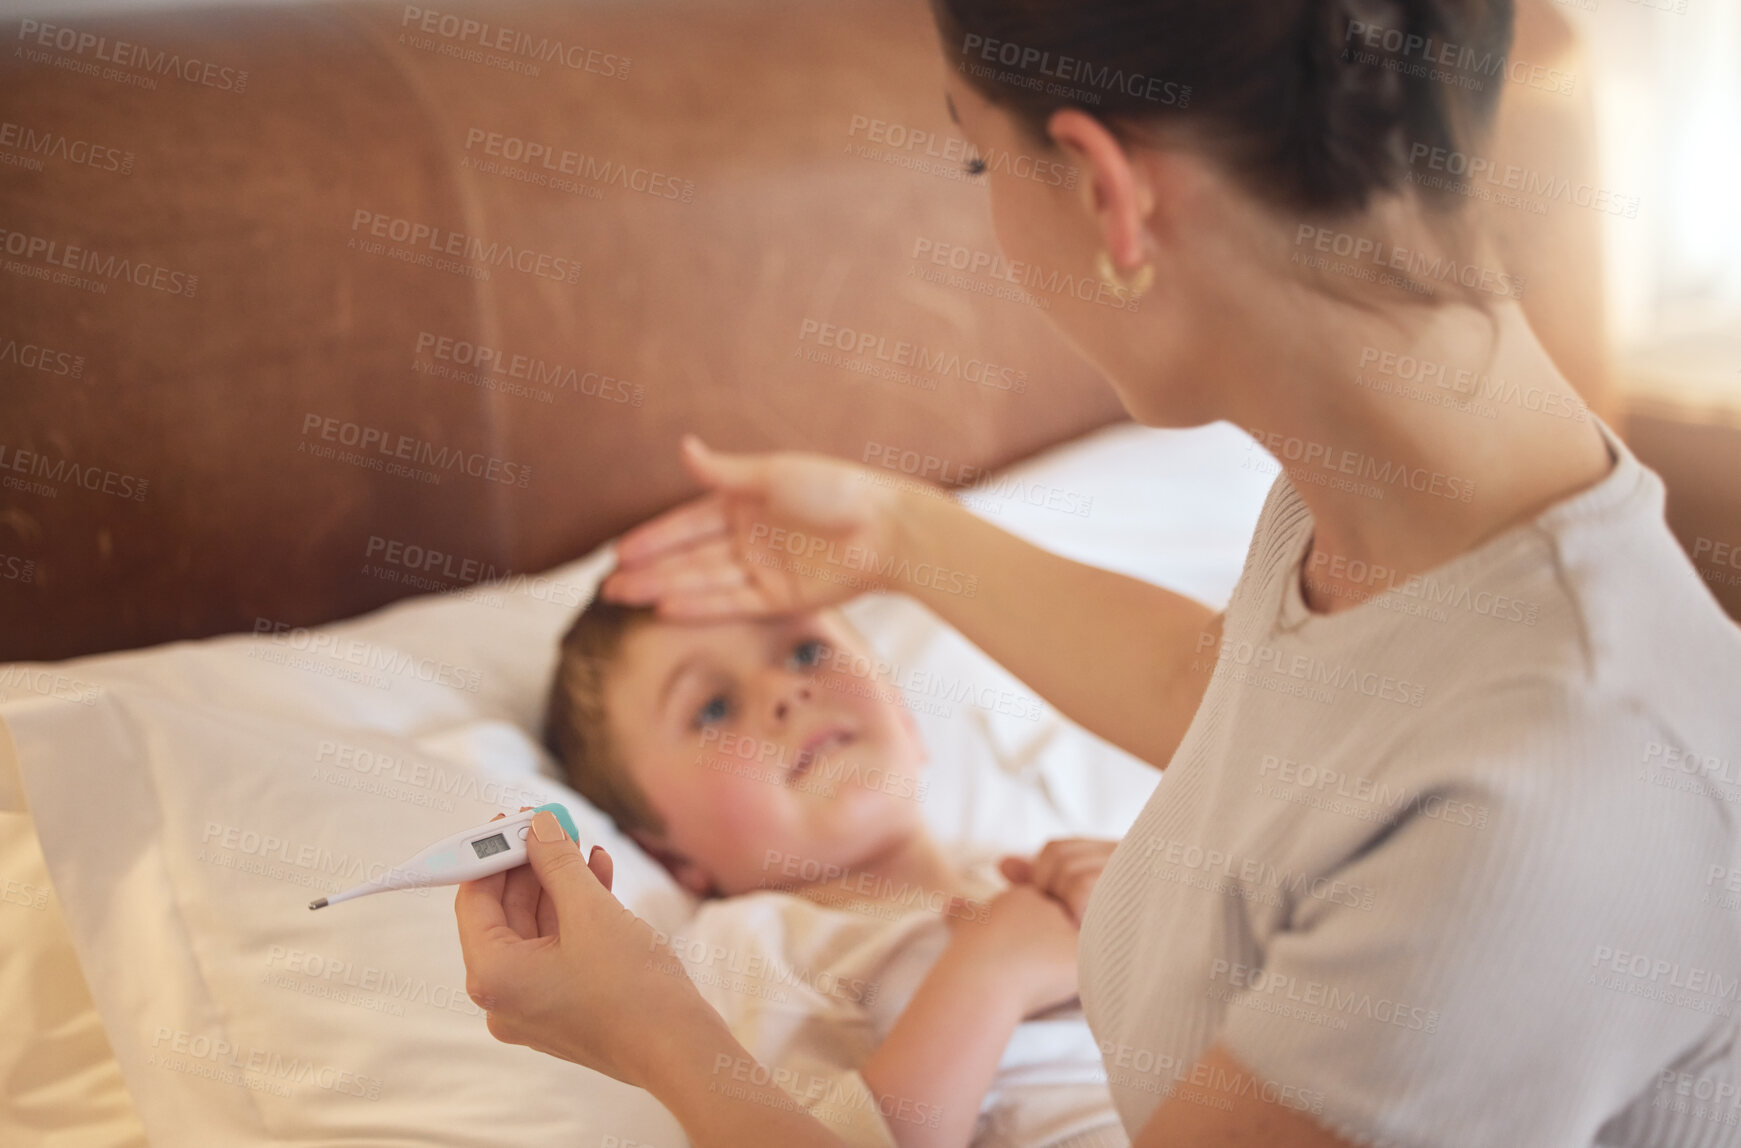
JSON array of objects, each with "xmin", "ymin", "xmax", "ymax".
[
  {"xmin": 695, "ymin": 694, "xmax": 732, "ymax": 728},
  {"xmin": 790, "ymin": 639, "xmax": 829, "ymax": 670}
]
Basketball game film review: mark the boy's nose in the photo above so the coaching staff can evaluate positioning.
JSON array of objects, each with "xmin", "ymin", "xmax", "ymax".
[{"xmin": 770, "ymin": 681, "xmax": 813, "ymax": 725}]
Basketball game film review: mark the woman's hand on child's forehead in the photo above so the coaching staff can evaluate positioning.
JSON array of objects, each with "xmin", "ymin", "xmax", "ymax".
[{"xmin": 601, "ymin": 437, "xmax": 907, "ymax": 621}]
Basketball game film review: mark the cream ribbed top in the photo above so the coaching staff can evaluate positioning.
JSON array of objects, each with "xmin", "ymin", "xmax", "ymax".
[{"xmin": 1079, "ymin": 417, "xmax": 1741, "ymax": 1147}]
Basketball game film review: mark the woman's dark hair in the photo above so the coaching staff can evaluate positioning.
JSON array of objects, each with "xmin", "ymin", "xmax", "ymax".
[{"xmin": 931, "ymin": 0, "xmax": 1514, "ymax": 216}]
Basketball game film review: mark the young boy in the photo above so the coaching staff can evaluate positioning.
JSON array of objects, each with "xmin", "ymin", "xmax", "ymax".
[{"xmin": 544, "ymin": 597, "xmax": 1126, "ymax": 1148}]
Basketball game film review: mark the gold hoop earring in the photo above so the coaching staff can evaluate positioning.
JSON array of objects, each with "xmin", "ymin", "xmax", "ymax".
[{"xmin": 1094, "ymin": 249, "xmax": 1155, "ymax": 301}]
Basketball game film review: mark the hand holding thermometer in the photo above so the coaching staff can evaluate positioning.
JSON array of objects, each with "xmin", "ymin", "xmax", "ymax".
[{"xmin": 308, "ymin": 803, "xmax": 581, "ymax": 910}]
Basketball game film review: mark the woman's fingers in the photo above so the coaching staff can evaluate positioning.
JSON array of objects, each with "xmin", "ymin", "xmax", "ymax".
[
  {"xmin": 453, "ymin": 872, "xmax": 517, "ymax": 993},
  {"xmin": 501, "ymin": 861, "xmax": 544, "ymax": 938},
  {"xmin": 680, "ymin": 436, "xmax": 774, "ymax": 497},
  {"xmin": 655, "ymin": 585, "xmax": 780, "ymax": 622},
  {"xmin": 453, "ymin": 825, "xmax": 723, "ymax": 1088},
  {"xmin": 611, "ymin": 493, "xmax": 731, "ymax": 570},
  {"xmin": 535, "ymin": 882, "xmax": 560, "ymax": 938},
  {"xmin": 523, "ymin": 810, "xmax": 611, "ymax": 934},
  {"xmin": 588, "ymin": 845, "xmax": 615, "ymax": 893},
  {"xmin": 1000, "ymin": 855, "xmax": 1036, "ymax": 885},
  {"xmin": 603, "ymin": 544, "xmax": 751, "ymax": 608},
  {"xmin": 618, "ymin": 540, "xmax": 751, "ymax": 597},
  {"xmin": 605, "ymin": 440, "xmax": 893, "ymax": 621}
]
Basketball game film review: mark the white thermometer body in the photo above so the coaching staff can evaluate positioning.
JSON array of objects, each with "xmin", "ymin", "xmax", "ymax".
[{"xmin": 309, "ymin": 803, "xmax": 580, "ymax": 910}]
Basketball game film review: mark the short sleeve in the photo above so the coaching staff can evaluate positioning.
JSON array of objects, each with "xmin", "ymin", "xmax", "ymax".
[
  {"xmin": 1221, "ymin": 471, "xmax": 1309, "ymax": 624},
  {"xmin": 1216, "ymin": 680, "xmax": 1741, "ymax": 1148}
]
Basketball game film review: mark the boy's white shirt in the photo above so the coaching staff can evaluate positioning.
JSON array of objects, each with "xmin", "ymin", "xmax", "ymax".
[{"xmin": 668, "ymin": 857, "xmax": 1125, "ymax": 1148}]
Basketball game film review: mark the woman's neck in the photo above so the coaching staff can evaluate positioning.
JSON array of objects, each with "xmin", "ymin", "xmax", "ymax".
[{"xmin": 1217, "ymin": 297, "xmax": 1615, "ymax": 615}]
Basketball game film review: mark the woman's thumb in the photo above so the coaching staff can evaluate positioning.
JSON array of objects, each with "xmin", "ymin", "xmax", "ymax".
[
  {"xmin": 525, "ymin": 810, "xmax": 598, "ymax": 917},
  {"xmin": 681, "ymin": 435, "xmax": 769, "ymax": 495}
]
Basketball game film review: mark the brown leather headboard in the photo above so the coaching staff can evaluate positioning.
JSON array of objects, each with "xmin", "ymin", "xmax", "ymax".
[{"xmin": 0, "ymin": 0, "xmax": 1124, "ymax": 661}]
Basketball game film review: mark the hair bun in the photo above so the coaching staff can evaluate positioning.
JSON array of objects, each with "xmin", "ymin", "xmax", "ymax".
[
  {"xmin": 1294, "ymin": 0, "xmax": 1414, "ymax": 209},
  {"xmin": 934, "ymin": 0, "xmax": 1513, "ymax": 214},
  {"xmin": 1294, "ymin": 0, "xmax": 1514, "ymax": 211}
]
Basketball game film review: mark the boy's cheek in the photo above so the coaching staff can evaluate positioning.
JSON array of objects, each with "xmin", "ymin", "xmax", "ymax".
[
  {"xmin": 681, "ymin": 781, "xmax": 799, "ymax": 884},
  {"xmin": 819, "ymin": 672, "xmax": 914, "ymax": 736},
  {"xmin": 696, "ymin": 773, "xmax": 789, "ymax": 835},
  {"xmin": 654, "ymin": 766, "xmax": 774, "ymax": 841}
]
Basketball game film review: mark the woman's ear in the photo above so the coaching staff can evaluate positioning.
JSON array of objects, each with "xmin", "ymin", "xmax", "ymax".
[
  {"xmin": 629, "ymin": 828, "xmax": 716, "ymax": 896},
  {"xmin": 1047, "ymin": 107, "xmax": 1156, "ymax": 270}
]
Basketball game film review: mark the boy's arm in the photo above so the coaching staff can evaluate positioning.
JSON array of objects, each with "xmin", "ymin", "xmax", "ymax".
[
  {"xmin": 858, "ymin": 939, "xmax": 1028, "ymax": 1148},
  {"xmin": 859, "ymin": 887, "xmax": 1080, "ymax": 1148}
]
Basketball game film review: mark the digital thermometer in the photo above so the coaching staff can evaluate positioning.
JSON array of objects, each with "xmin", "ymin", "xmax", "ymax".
[{"xmin": 308, "ymin": 803, "xmax": 581, "ymax": 910}]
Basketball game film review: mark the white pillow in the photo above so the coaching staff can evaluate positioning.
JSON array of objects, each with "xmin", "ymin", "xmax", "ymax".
[
  {"xmin": 3, "ymin": 547, "xmax": 695, "ymax": 1146},
  {"xmin": 0, "ymin": 420, "xmax": 1271, "ymax": 1147},
  {"xmin": 0, "ymin": 810, "xmax": 149, "ymax": 1148}
]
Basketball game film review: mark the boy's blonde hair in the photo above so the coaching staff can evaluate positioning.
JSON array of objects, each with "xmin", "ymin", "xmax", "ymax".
[{"xmin": 543, "ymin": 598, "xmax": 666, "ymax": 836}]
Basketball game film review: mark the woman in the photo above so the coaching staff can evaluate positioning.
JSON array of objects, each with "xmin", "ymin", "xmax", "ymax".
[{"xmin": 454, "ymin": 0, "xmax": 1741, "ymax": 1144}]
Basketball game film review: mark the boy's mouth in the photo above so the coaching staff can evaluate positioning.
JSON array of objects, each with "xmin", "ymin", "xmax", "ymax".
[{"xmin": 791, "ymin": 726, "xmax": 854, "ymax": 783}]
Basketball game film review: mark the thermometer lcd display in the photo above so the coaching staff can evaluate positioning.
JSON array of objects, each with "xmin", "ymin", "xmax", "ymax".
[{"xmin": 471, "ymin": 833, "xmax": 511, "ymax": 859}]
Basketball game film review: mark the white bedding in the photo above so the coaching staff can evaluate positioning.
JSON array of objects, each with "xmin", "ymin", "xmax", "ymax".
[{"xmin": 0, "ymin": 419, "xmax": 1271, "ymax": 1148}]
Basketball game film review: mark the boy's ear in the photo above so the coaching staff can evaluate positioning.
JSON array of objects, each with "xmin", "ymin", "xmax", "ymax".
[{"xmin": 628, "ymin": 828, "xmax": 717, "ymax": 896}]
